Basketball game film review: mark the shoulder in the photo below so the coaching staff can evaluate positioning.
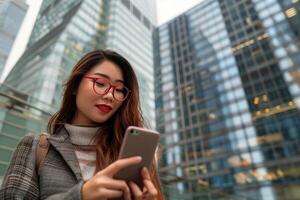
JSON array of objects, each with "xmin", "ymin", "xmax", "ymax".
[
  {"xmin": 18, "ymin": 134, "xmax": 36, "ymax": 144},
  {"xmin": 17, "ymin": 133, "xmax": 49, "ymax": 145},
  {"xmin": 15, "ymin": 134, "xmax": 40, "ymax": 151},
  {"xmin": 0, "ymin": 134, "xmax": 40, "ymax": 199},
  {"xmin": 1, "ymin": 133, "xmax": 44, "ymax": 179},
  {"xmin": 10, "ymin": 134, "xmax": 39, "ymax": 164},
  {"xmin": 12, "ymin": 133, "xmax": 51, "ymax": 162}
]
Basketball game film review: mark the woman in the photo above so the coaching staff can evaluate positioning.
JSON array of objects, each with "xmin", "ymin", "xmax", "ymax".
[{"xmin": 0, "ymin": 49, "xmax": 164, "ymax": 200}]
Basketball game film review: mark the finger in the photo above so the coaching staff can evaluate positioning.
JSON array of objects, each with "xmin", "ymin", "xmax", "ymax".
[
  {"xmin": 99, "ymin": 178, "xmax": 131, "ymax": 200},
  {"xmin": 143, "ymin": 179, "xmax": 158, "ymax": 198},
  {"xmin": 129, "ymin": 181, "xmax": 143, "ymax": 200},
  {"xmin": 99, "ymin": 188, "xmax": 123, "ymax": 198},
  {"xmin": 141, "ymin": 167, "xmax": 151, "ymax": 180},
  {"xmin": 143, "ymin": 187, "xmax": 148, "ymax": 193},
  {"xmin": 101, "ymin": 156, "xmax": 142, "ymax": 177}
]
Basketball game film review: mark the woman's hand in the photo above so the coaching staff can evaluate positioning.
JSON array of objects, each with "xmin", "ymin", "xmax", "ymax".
[
  {"xmin": 82, "ymin": 156, "xmax": 142, "ymax": 200},
  {"xmin": 129, "ymin": 167, "xmax": 158, "ymax": 200}
]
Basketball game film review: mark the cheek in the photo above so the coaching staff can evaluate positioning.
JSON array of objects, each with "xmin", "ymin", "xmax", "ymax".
[
  {"xmin": 111, "ymin": 102, "xmax": 123, "ymax": 113},
  {"xmin": 76, "ymin": 94, "xmax": 86, "ymax": 113},
  {"xmin": 76, "ymin": 86, "xmax": 94, "ymax": 110}
]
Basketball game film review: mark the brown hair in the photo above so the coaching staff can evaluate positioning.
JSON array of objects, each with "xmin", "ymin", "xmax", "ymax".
[{"xmin": 47, "ymin": 49, "xmax": 164, "ymax": 199}]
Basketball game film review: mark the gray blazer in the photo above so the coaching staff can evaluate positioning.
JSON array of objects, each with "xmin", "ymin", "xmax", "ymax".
[{"xmin": 0, "ymin": 127, "xmax": 85, "ymax": 200}]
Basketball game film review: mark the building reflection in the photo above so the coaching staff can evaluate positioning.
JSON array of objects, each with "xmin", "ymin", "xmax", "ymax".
[{"xmin": 155, "ymin": 0, "xmax": 300, "ymax": 199}]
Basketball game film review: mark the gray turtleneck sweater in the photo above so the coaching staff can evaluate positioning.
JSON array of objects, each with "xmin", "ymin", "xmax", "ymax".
[{"xmin": 64, "ymin": 124, "xmax": 100, "ymax": 181}]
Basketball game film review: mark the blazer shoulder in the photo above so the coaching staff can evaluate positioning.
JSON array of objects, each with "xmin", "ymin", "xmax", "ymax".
[
  {"xmin": 0, "ymin": 134, "xmax": 40, "ymax": 199},
  {"xmin": 7, "ymin": 133, "xmax": 39, "ymax": 169},
  {"xmin": 19, "ymin": 133, "xmax": 36, "ymax": 144},
  {"xmin": 14, "ymin": 133, "xmax": 40, "ymax": 152}
]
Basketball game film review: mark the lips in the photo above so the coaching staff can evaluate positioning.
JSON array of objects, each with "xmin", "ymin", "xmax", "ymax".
[{"xmin": 96, "ymin": 104, "xmax": 112, "ymax": 113}]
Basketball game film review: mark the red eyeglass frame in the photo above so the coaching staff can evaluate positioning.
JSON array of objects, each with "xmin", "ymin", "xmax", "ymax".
[{"xmin": 84, "ymin": 75, "xmax": 131, "ymax": 101}]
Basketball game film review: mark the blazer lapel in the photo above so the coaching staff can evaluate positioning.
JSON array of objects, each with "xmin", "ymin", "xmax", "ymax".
[{"xmin": 48, "ymin": 127, "xmax": 83, "ymax": 182}]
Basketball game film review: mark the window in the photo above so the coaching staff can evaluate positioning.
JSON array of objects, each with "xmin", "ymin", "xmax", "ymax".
[
  {"xmin": 132, "ymin": 5, "xmax": 141, "ymax": 19},
  {"xmin": 143, "ymin": 17, "xmax": 150, "ymax": 29}
]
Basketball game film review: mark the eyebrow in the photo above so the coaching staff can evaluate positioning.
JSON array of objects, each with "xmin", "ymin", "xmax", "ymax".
[{"xmin": 93, "ymin": 72, "xmax": 124, "ymax": 84}]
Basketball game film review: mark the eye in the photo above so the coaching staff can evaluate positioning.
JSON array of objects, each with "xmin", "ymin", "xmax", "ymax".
[
  {"xmin": 115, "ymin": 86, "xmax": 123, "ymax": 91},
  {"xmin": 95, "ymin": 80, "xmax": 106, "ymax": 87},
  {"xmin": 116, "ymin": 88, "xmax": 125, "ymax": 93}
]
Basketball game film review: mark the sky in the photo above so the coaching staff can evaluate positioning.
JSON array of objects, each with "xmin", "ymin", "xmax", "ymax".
[
  {"xmin": 156, "ymin": 0, "xmax": 203, "ymax": 25},
  {"xmin": 0, "ymin": 0, "xmax": 42, "ymax": 82},
  {"xmin": 1, "ymin": 0, "xmax": 203, "ymax": 82}
]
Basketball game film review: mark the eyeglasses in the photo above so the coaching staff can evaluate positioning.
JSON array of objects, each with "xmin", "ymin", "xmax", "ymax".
[{"xmin": 84, "ymin": 76, "xmax": 131, "ymax": 101}]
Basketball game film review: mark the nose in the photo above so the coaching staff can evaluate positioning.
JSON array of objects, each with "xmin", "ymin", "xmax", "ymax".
[{"xmin": 102, "ymin": 87, "xmax": 114, "ymax": 100}]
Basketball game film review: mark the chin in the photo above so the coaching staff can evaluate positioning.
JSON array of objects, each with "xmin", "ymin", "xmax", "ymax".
[{"xmin": 93, "ymin": 117, "xmax": 110, "ymax": 123}]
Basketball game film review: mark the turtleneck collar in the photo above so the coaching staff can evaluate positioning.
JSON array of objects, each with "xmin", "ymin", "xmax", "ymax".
[{"xmin": 64, "ymin": 124, "xmax": 100, "ymax": 145}]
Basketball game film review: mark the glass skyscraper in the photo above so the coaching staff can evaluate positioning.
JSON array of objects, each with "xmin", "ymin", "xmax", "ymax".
[
  {"xmin": 155, "ymin": 0, "xmax": 300, "ymax": 199},
  {"xmin": 0, "ymin": 0, "xmax": 27, "ymax": 78},
  {"xmin": 3, "ymin": 0, "xmax": 156, "ymax": 128}
]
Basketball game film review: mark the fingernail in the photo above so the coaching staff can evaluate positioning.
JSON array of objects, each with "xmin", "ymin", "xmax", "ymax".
[
  {"xmin": 136, "ymin": 156, "xmax": 142, "ymax": 161},
  {"xmin": 142, "ymin": 167, "xmax": 147, "ymax": 173}
]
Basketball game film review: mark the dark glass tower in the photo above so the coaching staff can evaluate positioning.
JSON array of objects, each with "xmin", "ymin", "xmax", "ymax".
[{"xmin": 155, "ymin": 0, "xmax": 300, "ymax": 199}]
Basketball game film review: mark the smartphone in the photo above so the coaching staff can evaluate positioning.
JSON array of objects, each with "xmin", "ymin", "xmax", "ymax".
[{"xmin": 114, "ymin": 126, "xmax": 160, "ymax": 189}]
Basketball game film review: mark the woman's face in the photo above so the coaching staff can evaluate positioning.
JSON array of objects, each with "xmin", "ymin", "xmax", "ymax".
[{"xmin": 72, "ymin": 60, "xmax": 125, "ymax": 125}]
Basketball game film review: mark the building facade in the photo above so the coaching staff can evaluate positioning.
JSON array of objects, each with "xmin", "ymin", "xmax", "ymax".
[
  {"xmin": 0, "ymin": 83, "xmax": 51, "ymax": 183},
  {"xmin": 0, "ymin": 0, "xmax": 27, "ymax": 78},
  {"xmin": 3, "ymin": 0, "xmax": 156, "ymax": 128},
  {"xmin": 155, "ymin": 0, "xmax": 300, "ymax": 199}
]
